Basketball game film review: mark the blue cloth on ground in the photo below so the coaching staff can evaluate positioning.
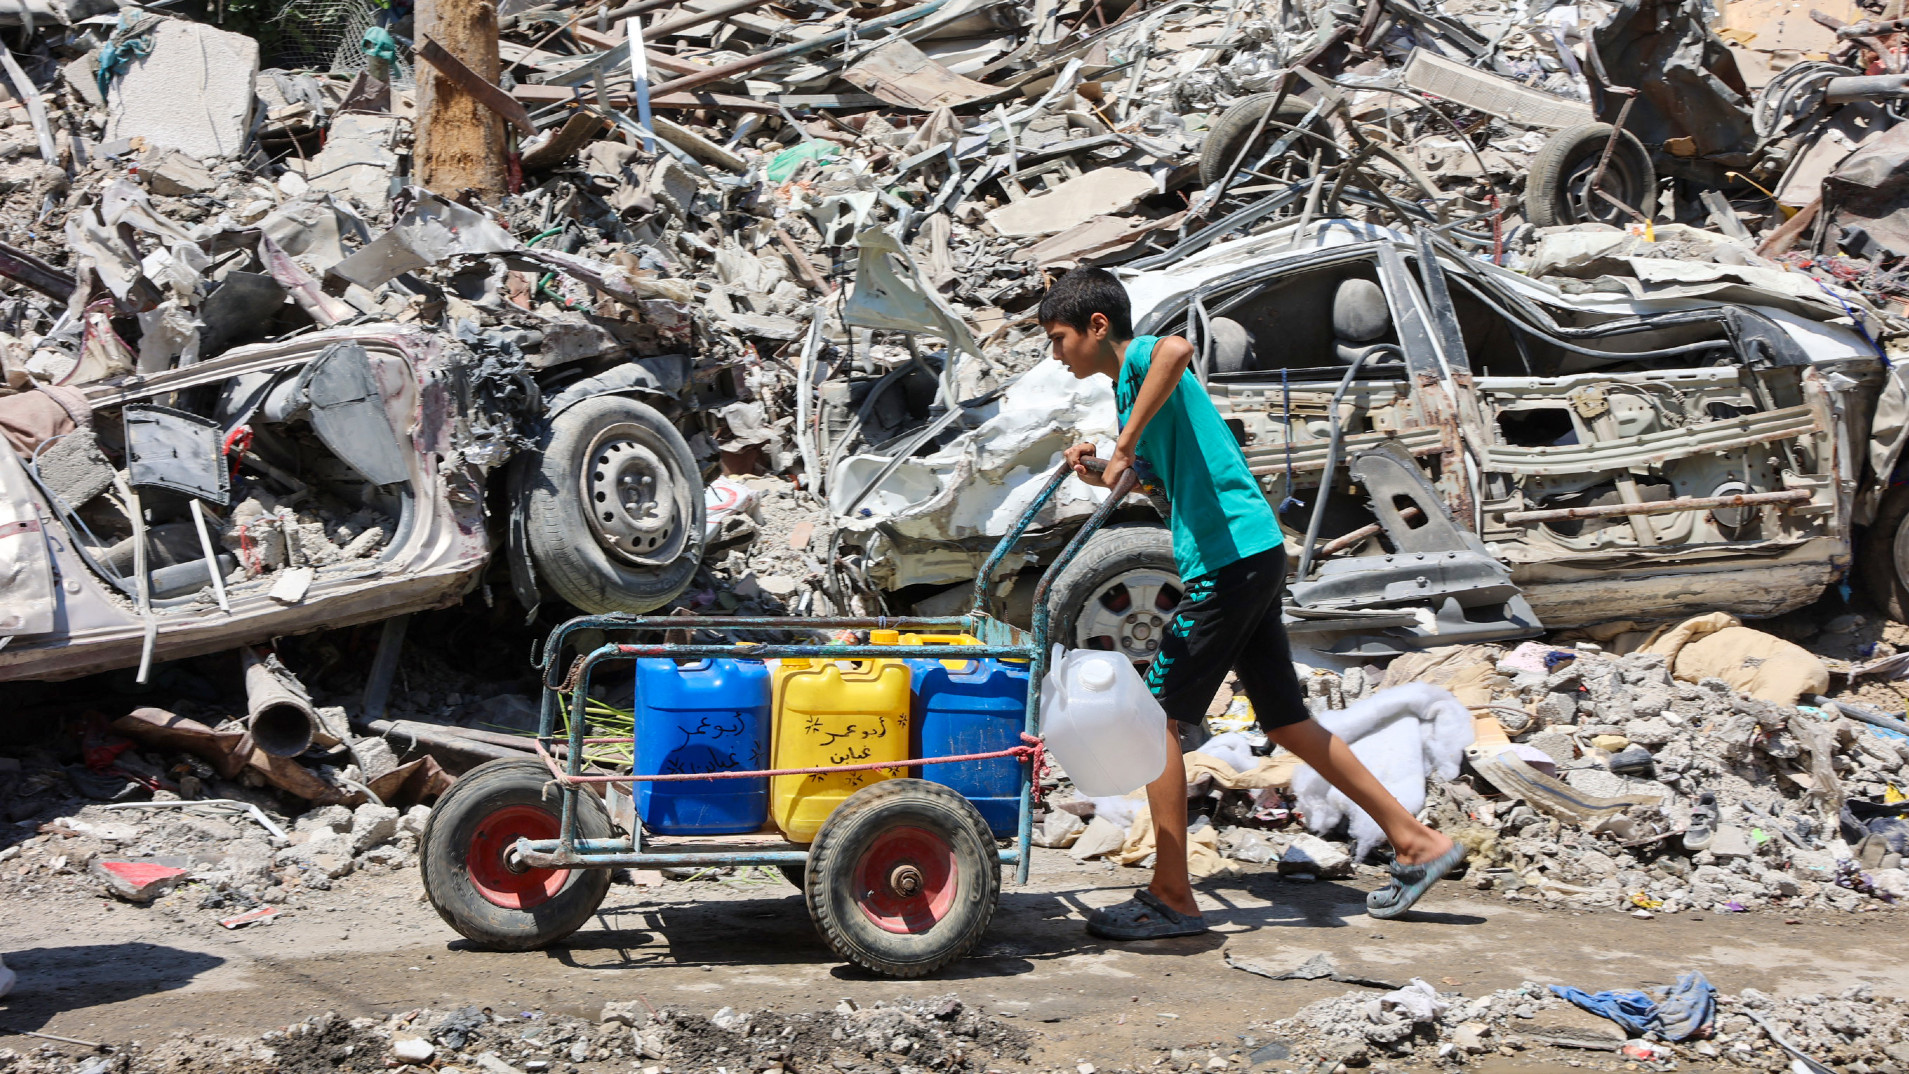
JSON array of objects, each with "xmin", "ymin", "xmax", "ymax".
[{"xmin": 1549, "ymin": 971, "xmax": 1716, "ymax": 1041}]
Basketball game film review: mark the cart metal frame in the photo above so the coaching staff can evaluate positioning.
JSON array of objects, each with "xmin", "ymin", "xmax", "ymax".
[{"xmin": 510, "ymin": 459, "xmax": 1136, "ymax": 885}]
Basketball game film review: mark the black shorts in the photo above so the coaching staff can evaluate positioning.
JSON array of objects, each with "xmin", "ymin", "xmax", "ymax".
[{"xmin": 1143, "ymin": 546, "xmax": 1310, "ymax": 733}]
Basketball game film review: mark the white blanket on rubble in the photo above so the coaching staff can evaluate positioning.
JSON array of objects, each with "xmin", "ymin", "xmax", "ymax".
[{"xmin": 1292, "ymin": 683, "xmax": 1473, "ymax": 859}]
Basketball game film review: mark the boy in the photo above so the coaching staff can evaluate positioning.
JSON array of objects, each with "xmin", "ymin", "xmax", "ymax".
[{"xmin": 1039, "ymin": 267, "xmax": 1462, "ymax": 939}]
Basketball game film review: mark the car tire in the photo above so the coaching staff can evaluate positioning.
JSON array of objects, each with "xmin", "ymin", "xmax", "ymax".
[
  {"xmin": 1524, "ymin": 123, "xmax": 1655, "ymax": 228},
  {"xmin": 527, "ymin": 395, "xmax": 705, "ymax": 614},
  {"xmin": 1862, "ymin": 484, "xmax": 1909, "ymax": 623},
  {"xmin": 804, "ymin": 779, "xmax": 999, "ymax": 978},
  {"xmin": 1198, "ymin": 92, "xmax": 1340, "ymax": 188},
  {"xmin": 1045, "ymin": 524, "xmax": 1184, "ymax": 664},
  {"xmin": 419, "ymin": 758, "xmax": 613, "ymax": 951}
]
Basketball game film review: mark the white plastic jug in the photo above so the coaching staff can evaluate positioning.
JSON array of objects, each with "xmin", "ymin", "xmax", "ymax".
[{"xmin": 1039, "ymin": 645, "xmax": 1168, "ymax": 797}]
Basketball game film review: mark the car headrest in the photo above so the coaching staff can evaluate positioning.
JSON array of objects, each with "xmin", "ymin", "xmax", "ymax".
[{"xmin": 1333, "ymin": 278, "xmax": 1390, "ymax": 342}]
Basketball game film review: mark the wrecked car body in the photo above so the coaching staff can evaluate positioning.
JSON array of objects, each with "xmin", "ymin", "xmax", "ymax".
[
  {"xmin": 1, "ymin": 322, "xmax": 707, "ymax": 682},
  {"xmin": 839, "ymin": 220, "xmax": 1900, "ymax": 659}
]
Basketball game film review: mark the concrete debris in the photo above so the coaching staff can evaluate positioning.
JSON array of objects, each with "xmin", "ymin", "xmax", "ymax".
[
  {"xmin": 1247, "ymin": 979, "xmax": 1909, "ymax": 1072},
  {"xmin": 0, "ymin": 998, "xmax": 1033, "ymax": 1074},
  {"xmin": 1038, "ymin": 632, "xmax": 1909, "ymax": 917},
  {"xmin": 102, "ymin": 20, "xmax": 260, "ymax": 160}
]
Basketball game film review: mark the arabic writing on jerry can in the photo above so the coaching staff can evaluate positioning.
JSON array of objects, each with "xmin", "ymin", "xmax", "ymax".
[
  {"xmin": 634, "ymin": 658, "xmax": 772, "ymax": 835},
  {"xmin": 770, "ymin": 657, "xmax": 911, "ymax": 842}
]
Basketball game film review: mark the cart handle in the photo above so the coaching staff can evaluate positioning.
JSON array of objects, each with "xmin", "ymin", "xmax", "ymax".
[{"xmin": 970, "ymin": 456, "xmax": 1138, "ymax": 616}]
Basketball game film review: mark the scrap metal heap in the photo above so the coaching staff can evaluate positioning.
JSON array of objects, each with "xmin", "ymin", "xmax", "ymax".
[{"xmin": 4, "ymin": 0, "xmax": 1909, "ymax": 636}]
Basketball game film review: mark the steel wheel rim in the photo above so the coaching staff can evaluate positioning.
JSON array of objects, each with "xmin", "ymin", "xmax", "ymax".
[
  {"xmin": 853, "ymin": 825, "xmax": 958, "ymax": 935},
  {"xmin": 1563, "ymin": 151, "xmax": 1644, "ymax": 225},
  {"xmin": 579, "ymin": 421, "xmax": 690, "ymax": 567},
  {"xmin": 1075, "ymin": 568, "xmax": 1183, "ymax": 663},
  {"xmin": 467, "ymin": 805, "xmax": 567, "ymax": 910}
]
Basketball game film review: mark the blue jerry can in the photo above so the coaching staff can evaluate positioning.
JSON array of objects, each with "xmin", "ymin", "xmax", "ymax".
[
  {"xmin": 908, "ymin": 656, "xmax": 1030, "ymax": 837},
  {"xmin": 634, "ymin": 658, "xmax": 772, "ymax": 835}
]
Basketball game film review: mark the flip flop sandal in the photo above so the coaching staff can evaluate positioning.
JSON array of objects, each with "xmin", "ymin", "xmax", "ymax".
[
  {"xmin": 1366, "ymin": 842, "xmax": 1466, "ymax": 920},
  {"xmin": 1086, "ymin": 890, "xmax": 1209, "ymax": 940}
]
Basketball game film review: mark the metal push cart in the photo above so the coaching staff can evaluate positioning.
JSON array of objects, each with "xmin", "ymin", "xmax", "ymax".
[{"xmin": 418, "ymin": 460, "xmax": 1138, "ymax": 977}]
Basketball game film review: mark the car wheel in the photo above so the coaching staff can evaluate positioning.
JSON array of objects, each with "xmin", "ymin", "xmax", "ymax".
[
  {"xmin": 527, "ymin": 395, "xmax": 705, "ymax": 614},
  {"xmin": 1046, "ymin": 524, "xmax": 1183, "ymax": 664},
  {"xmin": 1862, "ymin": 484, "xmax": 1909, "ymax": 623},
  {"xmin": 1524, "ymin": 123, "xmax": 1655, "ymax": 228},
  {"xmin": 1198, "ymin": 92, "xmax": 1340, "ymax": 188}
]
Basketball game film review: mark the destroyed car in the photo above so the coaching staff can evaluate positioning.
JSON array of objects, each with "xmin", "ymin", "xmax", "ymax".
[
  {"xmin": 840, "ymin": 220, "xmax": 1909, "ymax": 660},
  {"xmin": 0, "ymin": 323, "xmax": 708, "ymax": 682}
]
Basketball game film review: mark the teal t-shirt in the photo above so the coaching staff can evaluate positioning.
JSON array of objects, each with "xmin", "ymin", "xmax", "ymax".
[{"xmin": 1114, "ymin": 336, "xmax": 1282, "ymax": 582}]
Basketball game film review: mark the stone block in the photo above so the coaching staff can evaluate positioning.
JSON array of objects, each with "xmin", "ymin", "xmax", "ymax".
[
  {"xmin": 1278, "ymin": 834, "xmax": 1353, "ymax": 878},
  {"xmin": 104, "ymin": 21, "xmax": 258, "ymax": 160}
]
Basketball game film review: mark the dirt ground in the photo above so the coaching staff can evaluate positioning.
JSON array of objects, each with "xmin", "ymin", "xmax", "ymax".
[{"xmin": 4, "ymin": 845, "xmax": 1905, "ymax": 1072}]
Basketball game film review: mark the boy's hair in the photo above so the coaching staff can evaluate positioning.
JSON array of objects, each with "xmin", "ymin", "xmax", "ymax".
[{"xmin": 1038, "ymin": 266, "xmax": 1134, "ymax": 340}]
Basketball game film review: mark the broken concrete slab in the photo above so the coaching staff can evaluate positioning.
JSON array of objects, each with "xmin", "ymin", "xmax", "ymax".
[
  {"xmin": 142, "ymin": 149, "xmax": 216, "ymax": 197},
  {"xmin": 984, "ymin": 167, "xmax": 1156, "ymax": 238},
  {"xmin": 843, "ymin": 38, "xmax": 998, "ymax": 111},
  {"xmin": 92, "ymin": 858, "xmax": 189, "ymax": 902},
  {"xmin": 302, "ymin": 113, "xmax": 400, "ymax": 211},
  {"xmin": 1279, "ymin": 833, "xmax": 1354, "ymax": 878},
  {"xmin": 104, "ymin": 20, "xmax": 259, "ymax": 160}
]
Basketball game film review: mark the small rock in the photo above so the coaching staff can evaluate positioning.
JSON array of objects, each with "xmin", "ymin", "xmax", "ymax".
[
  {"xmin": 600, "ymin": 1000, "xmax": 646, "ymax": 1026},
  {"xmin": 392, "ymin": 1038, "xmax": 435, "ymax": 1062},
  {"xmin": 1451, "ymin": 1023, "xmax": 1491, "ymax": 1055},
  {"xmin": 1620, "ymin": 715, "xmax": 1674, "ymax": 747},
  {"xmin": 758, "ymin": 574, "xmax": 800, "ymax": 598},
  {"xmin": 1710, "ymin": 826, "xmax": 1754, "ymax": 861},
  {"xmin": 350, "ymin": 803, "xmax": 401, "ymax": 854},
  {"xmin": 1279, "ymin": 834, "xmax": 1352, "ymax": 879},
  {"xmin": 1591, "ymin": 734, "xmax": 1630, "ymax": 753},
  {"xmin": 91, "ymin": 859, "xmax": 188, "ymax": 903},
  {"xmin": 295, "ymin": 804, "xmax": 354, "ymax": 834},
  {"xmin": 398, "ymin": 805, "xmax": 432, "ymax": 837},
  {"xmin": 476, "ymin": 1054, "xmax": 524, "ymax": 1074},
  {"xmin": 1526, "ymin": 732, "xmax": 1577, "ymax": 765}
]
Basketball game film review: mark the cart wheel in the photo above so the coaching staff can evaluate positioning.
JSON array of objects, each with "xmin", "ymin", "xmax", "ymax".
[
  {"xmin": 778, "ymin": 863, "xmax": 808, "ymax": 888},
  {"xmin": 804, "ymin": 779, "xmax": 999, "ymax": 978},
  {"xmin": 420, "ymin": 758, "xmax": 613, "ymax": 951}
]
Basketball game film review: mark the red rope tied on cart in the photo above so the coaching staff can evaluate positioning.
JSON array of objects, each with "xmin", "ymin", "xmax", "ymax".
[{"xmin": 534, "ymin": 734, "xmax": 1052, "ymax": 804}]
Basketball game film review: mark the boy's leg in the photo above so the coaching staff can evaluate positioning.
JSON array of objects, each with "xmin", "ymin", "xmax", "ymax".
[
  {"xmin": 1135, "ymin": 559, "xmax": 1282, "ymax": 914},
  {"xmin": 1142, "ymin": 722, "xmax": 1194, "ymax": 915},
  {"xmin": 1231, "ymin": 551, "xmax": 1454, "ymax": 866},
  {"xmin": 1264, "ymin": 720, "xmax": 1452, "ymax": 865},
  {"xmin": 1087, "ymin": 556, "xmax": 1274, "ymax": 938}
]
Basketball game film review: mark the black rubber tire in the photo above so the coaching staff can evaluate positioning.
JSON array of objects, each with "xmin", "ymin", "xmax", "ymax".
[
  {"xmin": 1862, "ymin": 484, "xmax": 1909, "ymax": 623},
  {"xmin": 804, "ymin": 779, "xmax": 999, "ymax": 978},
  {"xmin": 778, "ymin": 863, "xmax": 807, "ymax": 888},
  {"xmin": 1198, "ymin": 92, "xmax": 1340, "ymax": 188},
  {"xmin": 1044, "ymin": 523, "xmax": 1182, "ymax": 660},
  {"xmin": 1523, "ymin": 122, "xmax": 1655, "ymax": 228},
  {"xmin": 526, "ymin": 395, "xmax": 705, "ymax": 614},
  {"xmin": 419, "ymin": 757, "xmax": 613, "ymax": 951}
]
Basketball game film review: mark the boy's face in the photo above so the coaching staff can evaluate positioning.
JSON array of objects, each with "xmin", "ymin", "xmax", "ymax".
[{"xmin": 1044, "ymin": 314, "xmax": 1110, "ymax": 379}]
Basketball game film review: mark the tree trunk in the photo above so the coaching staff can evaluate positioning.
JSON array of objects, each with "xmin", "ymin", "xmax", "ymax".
[{"xmin": 415, "ymin": 0, "xmax": 506, "ymax": 200}]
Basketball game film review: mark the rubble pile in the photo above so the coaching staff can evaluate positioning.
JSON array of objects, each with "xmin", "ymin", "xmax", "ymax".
[
  {"xmin": 1249, "ymin": 981, "xmax": 1909, "ymax": 1072},
  {"xmin": 0, "ymin": 796, "xmax": 424, "ymax": 910},
  {"xmin": 1047, "ymin": 632, "xmax": 1909, "ymax": 915},
  {"xmin": 0, "ymin": 996, "xmax": 1032, "ymax": 1074}
]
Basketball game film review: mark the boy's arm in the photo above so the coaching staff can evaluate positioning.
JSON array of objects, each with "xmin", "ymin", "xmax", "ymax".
[{"xmin": 1101, "ymin": 335, "xmax": 1193, "ymax": 489}]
